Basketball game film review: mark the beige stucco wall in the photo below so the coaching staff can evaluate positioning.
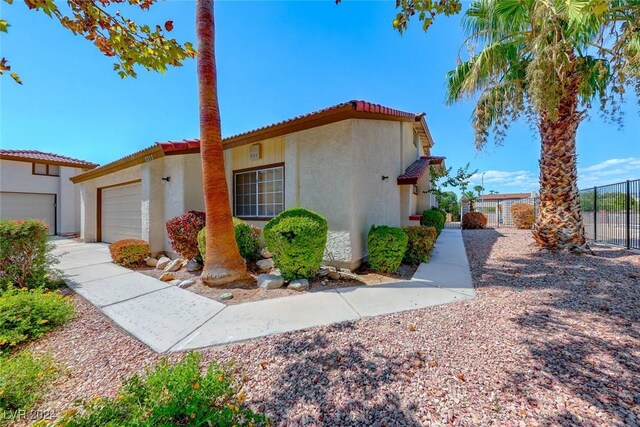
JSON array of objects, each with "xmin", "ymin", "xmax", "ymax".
[
  {"xmin": 0, "ymin": 159, "xmax": 85, "ymax": 235},
  {"xmin": 230, "ymin": 136, "xmax": 285, "ymax": 171}
]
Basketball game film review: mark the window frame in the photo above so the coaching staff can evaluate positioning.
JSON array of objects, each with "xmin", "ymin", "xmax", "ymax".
[
  {"xmin": 233, "ymin": 163, "xmax": 285, "ymax": 220},
  {"xmin": 32, "ymin": 163, "xmax": 60, "ymax": 177}
]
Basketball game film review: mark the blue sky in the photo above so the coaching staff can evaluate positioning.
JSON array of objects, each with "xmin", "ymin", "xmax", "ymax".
[{"xmin": 1, "ymin": 1, "xmax": 638, "ymax": 194}]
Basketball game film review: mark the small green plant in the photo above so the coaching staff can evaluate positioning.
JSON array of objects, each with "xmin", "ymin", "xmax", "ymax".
[
  {"xmin": 367, "ymin": 225, "xmax": 408, "ymax": 273},
  {"xmin": 0, "ymin": 219, "xmax": 59, "ymax": 291},
  {"xmin": 108, "ymin": 239, "xmax": 150, "ymax": 267},
  {"xmin": 198, "ymin": 218, "xmax": 262, "ymax": 262},
  {"xmin": 421, "ymin": 210, "xmax": 445, "ymax": 234},
  {"xmin": 263, "ymin": 208, "xmax": 328, "ymax": 281},
  {"xmin": 0, "ymin": 350, "xmax": 57, "ymax": 418},
  {"xmin": 54, "ymin": 352, "xmax": 268, "ymax": 426},
  {"xmin": 403, "ymin": 226, "xmax": 438, "ymax": 265},
  {"xmin": 0, "ymin": 288, "xmax": 75, "ymax": 352}
]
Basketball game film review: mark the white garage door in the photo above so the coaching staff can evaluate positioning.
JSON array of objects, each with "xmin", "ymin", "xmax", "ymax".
[
  {"xmin": 100, "ymin": 182, "xmax": 142, "ymax": 243},
  {"xmin": 0, "ymin": 192, "xmax": 56, "ymax": 235}
]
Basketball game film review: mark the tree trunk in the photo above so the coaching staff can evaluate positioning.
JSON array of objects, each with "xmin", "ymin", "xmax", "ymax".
[
  {"xmin": 532, "ymin": 78, "xmax": 586, "ymax": 250},
  {"xmin": 196, "ymin": 0, "xmax": 248, "ymax": 285}
]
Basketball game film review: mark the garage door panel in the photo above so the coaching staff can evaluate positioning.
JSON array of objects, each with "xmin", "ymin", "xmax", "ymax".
[
  {"xmin": 0, "ymin": 192, "xmax": 56, "ymax": 235},
  {"xmin": 101, "ymin": 182, "xmax": 142, "ymax": 243}
]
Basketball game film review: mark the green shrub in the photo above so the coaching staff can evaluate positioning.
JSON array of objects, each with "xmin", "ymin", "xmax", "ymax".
[
  {"xmin": 108, "ymin": 239, "xmax": 150, "ymax": 267},
  {"xmin": 197, "ymin": 218, "xmax": 262, "ymax": 262},
  {"xmin": 55, "ymin": 352, "xmax": 267, "ymax": 426},
  {"xmin": 421, "ymin": 210, "xmax": 445, "ymax": 234},
  {"xmin": 0, "ymin": 350, "xmax": 57, "ymax": 417},
  {"xmin": 0, "ymin": 288, "xmax": 75, "ymax": 352},
  {"xmin": 367, "ymin": 225, "xmax": 408, "ymax": 273},
  {"xmin": 0, "ymin": 219, "xmax": 59, "ymax": 291},
  {"xmin": 403, "ymin": 226, "xmax": 438, "ymax": 265},
  {"xmin": 263, "ymin": 208, "xmax": 328, "ymax": 281}
]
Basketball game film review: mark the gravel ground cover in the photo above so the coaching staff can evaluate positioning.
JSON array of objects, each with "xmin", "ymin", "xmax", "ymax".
[{"xmin": 17, "ymin": 229, "xmax": 640, "ymax": 426}]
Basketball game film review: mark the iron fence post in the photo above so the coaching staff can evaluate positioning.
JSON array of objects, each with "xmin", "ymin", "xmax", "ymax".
[
  {"xmin": 626, "ymin": 180, "xmax": 631, "ymax": 249},
  {"xmin": 593, "ymin": 186, "xmax": 597, "ymax": 241}
]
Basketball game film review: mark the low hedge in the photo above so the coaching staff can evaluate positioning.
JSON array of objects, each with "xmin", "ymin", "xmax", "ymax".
[
  {"xmin": 421, "ymin": 209, "xmax": 445, "ymax": 234},
  {"xmin": 0, "ymin": 219, "xmax": 58, "ymax": 291},
  {"xmin": 0, "ymin": 350, "xmax": 57, "ymax": 415},
  {"xmin": 263, "ymin": 208, "xmax": 327, "ymax": 281},
  {"xmin": 403, "ymin": 225, "xmax": 438, "ymax": 265},
  {"xmin": 511, "ymin": 203, "xmax": 535, "ymax": 229},
  {"xmin": 54, "ymin": 352, "xmax": 267, "ymax": 426},
  {"xmin": 166, "ymin": 211, "xmax": 206, "ymax": 260},
  {"xmin": 0, "ymin": 288, "xmax": 75, "ymax": 352},
  {"xmin": 462, "ymin": 212, "xmax": 488, "ymax": 229},
  {"xmin": 367, "ymin": 225, "xmax": 408, "ymax": 273},
  {"xmin": 197, "ymin": 218, "xmax": 262, "ymax": 262},
  {"xmin": 108, "ymin": 239, "xmax": 150, "ymax": 267}
]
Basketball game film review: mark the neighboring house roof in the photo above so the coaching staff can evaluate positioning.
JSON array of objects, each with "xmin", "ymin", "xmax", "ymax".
[
  {"xmin": 0, "ymin": 149, "xmax": 98, "ymax": 169},
  {"xmin": 71, "ymin": 100, "xmax": 434, "ymax": 184},
  {"xmin": 397, "ymin": 156, "xmax": 445, "ymax": 185},
  {"xmin": 474, "ymin": 192, "xmax": 537, "ymax": 201}
]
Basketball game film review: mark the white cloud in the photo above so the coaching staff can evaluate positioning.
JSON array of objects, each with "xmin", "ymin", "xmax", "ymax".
[
  {"xmin": 577, "ymin": 157, "xmax": 640, "ymax": 188},
  {"xmin": 470, "ymin": 170, "xmax": 538, "ymax": 191}
]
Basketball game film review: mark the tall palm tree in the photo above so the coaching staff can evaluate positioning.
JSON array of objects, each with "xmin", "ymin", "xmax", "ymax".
[
  {"xmin": 196, "ymin": 0, "xmax": 248, "ymax": 285},
  {"xmin": 444, "ymin": 0, "xmax": 640, "ymax": 250}
]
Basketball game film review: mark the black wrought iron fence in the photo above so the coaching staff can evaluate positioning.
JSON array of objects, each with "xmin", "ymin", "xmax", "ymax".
[{"xmin": 580, "ymin": 179, "xmax": 640, "ymax": 250}]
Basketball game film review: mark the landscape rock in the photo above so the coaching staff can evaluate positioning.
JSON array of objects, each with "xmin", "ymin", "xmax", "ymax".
[
  {"xmin": 317, "ymin": 266, "xmax": 334, "ymax": 277},
  {"xmin": 339, "ymin": 272, "xmax": 360, "ymax": 281},
  {"xmin": 145, "ymin": 257, "xmax": 158, "ymax": 267},
  {"xmin": 288, "ymin": 279, "xmax": 310, "ymax": 292},
  {"xmin": 186, "ymin": 259, "xmax": 201, "ymax": 272},
  {"xmin": 270, "ymin": 268, "xmax": 282, "ymax": 276},
  {"xmin": 328, "ymin": 271, "xmax": 340, "ymax": 280},
  {"xmin": 258, "ymin": 274, "xmax": 285, "ymax": 290},
  {"xmin": 159, "ymin": 272, "xmax": 174, "ymax": 282},
  {"xmin": 178, "ymin": 279, "xmax": 196, "ymax": 289},
  {"xmin": 219, "ymin": 292, "xmax": 233, "ymax": 300},
  {"xmin": 156, "ymin": 257, "xmax": 171, "ymax": 270},
  {"xmin": 260, "ymin": 248, "xmax": 273, "ymax": 259},
  {"xmin": 256, "ymin": 258, "xmax": 275, "ymax": 272},
  {"xmin": 169, "ymin": 280, "xmax": 182, "ymax": 286},
  {"xmin": 164, "ymin": 258, "xmax": 184, "ymax": 272}
]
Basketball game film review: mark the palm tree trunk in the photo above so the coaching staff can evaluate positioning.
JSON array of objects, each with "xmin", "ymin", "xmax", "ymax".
[
  {"xmin": 532, "ymin": 78, "xmax": 586, "ymax": 250},
  {"xmin": 196, "ymin": 0, "xmax": 247, "ymax": 285}
]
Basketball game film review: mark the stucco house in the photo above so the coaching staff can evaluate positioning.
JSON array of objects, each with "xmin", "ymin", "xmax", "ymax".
[
  {"xmin": 0, "ymin": 150, "xmax": 97, "ymax": 235},
  {"xmin": 70, "ymin": 100, "xmax": 444, "ymax": 268}
]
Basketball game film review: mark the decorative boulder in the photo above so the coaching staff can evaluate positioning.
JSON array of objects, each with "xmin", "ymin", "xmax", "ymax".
[
  {"xmin": 145, "ymin": 257, "xmax": 158, "ymax": 267},
  {"xmin": 159, "ymin": 272, "xmax": 174, "ymax": 282},
  {"xmin": 178, "ymin": 279, "xmax": 196, "ymax": 289},
  {"xmin": 260, "ymin": 248, "xmax": 273, "ymax": 259},
  {"xmin": 328, "ymin": 271, "xmax": 340, "ymax": 280},
  {"xmin": 258, "ymin": 274, "xmax": 285, "ymax": 290},
  {"xmin": 288, "ymin": 279, "xmax": 310, "ymax": 292},
  {"xmin": 185, "ymin": 259, "xmax": 201, "ymax": 272},
  {"xmin": 156, "ymin": 256, "xmax": 171, "ymax": 270},
  {"xmin": 256, "ymin": 258, "xmax": 275, "ymax": 273},
  {"xmin": 169, "ymin": 279, "xmax": 182, "ymax": 286},
  {"xmin": 164, "ymin": 258, "xmax": 184, "ymax": 272}
]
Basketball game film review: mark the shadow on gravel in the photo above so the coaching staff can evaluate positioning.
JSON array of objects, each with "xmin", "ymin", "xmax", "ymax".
[
  {"xmin": 252, "ymin": 322, "xmax": 421, "ymax": 426},
  {"xmin": 467, "ymin": 233, "xmax": 640, "ymax": 425}
]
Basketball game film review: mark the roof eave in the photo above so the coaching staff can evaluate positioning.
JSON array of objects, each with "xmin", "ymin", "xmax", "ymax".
[
  {"xmin": 70, "ymin": 145, "xmax": 164, "ymax": 184},
  {"xmin": 0, "ymin": 153, "xmax": 98, "ymax": 169}
]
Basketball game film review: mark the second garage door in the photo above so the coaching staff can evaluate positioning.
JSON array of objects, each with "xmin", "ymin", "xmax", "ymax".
[
  {"xmin": 0, "ymin": 192, "xmax": 56, "ymax": 235},
  {"xmin": 100, "ymin": 182, "xmax": 142, "ymax": 243}
]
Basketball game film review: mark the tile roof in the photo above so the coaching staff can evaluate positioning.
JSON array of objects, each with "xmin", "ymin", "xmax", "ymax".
[
  {"xmin": 157, "ymin": 139, "xmax": 201, "ymax": 153},
  {"xmin": 397, "ymin": 156, "xmax": 445, "ymax": 185},
  {"xmin": 0, "ymin": 149, "xmax": 98, "ymax": 168},
  {"xmin": 473, "ymin": 192, "xmax": 537, "ymax": 201}
]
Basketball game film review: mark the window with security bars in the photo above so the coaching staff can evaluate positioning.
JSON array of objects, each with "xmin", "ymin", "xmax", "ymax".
[{"xmin": 234, "ymin": 166, "xmax": 284, "ymax": 218}]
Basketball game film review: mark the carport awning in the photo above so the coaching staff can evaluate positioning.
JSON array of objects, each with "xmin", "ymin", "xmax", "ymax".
[{"xmin": 397, "ymin": 156, "xmax": 445, "ymax": 185}]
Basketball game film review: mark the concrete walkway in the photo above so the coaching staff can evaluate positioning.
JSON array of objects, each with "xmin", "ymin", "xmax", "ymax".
[{"xmin": 54, "ymin": 229, "xmax": 474, "ymax": 353}]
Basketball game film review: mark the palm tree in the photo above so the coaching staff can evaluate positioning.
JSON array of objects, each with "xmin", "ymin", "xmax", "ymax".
[
  {"xmin": 196, "ymin": 0, "xmax": 247, "ymax": 285},
  {"xmin": 444, "ymin": 0, "xmax": 640, "ymax": 250}
]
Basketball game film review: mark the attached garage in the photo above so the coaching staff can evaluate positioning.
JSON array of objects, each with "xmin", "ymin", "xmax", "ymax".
[
  {"xmin": 0, "ymin": 192, "xmax": 56, "ymax": 234},
  {"xmin": 98, "ymin": 181, "xmax": 142, "ymax": 243}
]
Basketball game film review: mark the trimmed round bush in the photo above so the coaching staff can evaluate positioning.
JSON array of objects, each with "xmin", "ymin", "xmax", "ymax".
[
  {"xmin": 166, "ymin": 211, "xmax": 206, "ymax": 260},
  {"xmin": 421, "ymin": 209, "xmax": 446, "ymax": 234},
  {"xmin": 108, "ymin": 239, "xmax": 150, "ymax": 267},
  {"xmin": 263, "ymin": 208, "xmax": 328, "ymax": 281},
  {"xmin": 197, "ymin": 218, "xmax": 262, "ymax": 262},
  {"xmin": 403, "ymin": 225, "xmax": 438, "ymax": 265},
  {"xmin": 462, "ymin": 212, "xmax": 488, "ymax": 229},
  {"xmin": 511, "ymin": 203, "xmax": 535, "ymax": 229},
  {"xmin": 367, "ymin": 225, "xmax": 408, "ymax": 273}
]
